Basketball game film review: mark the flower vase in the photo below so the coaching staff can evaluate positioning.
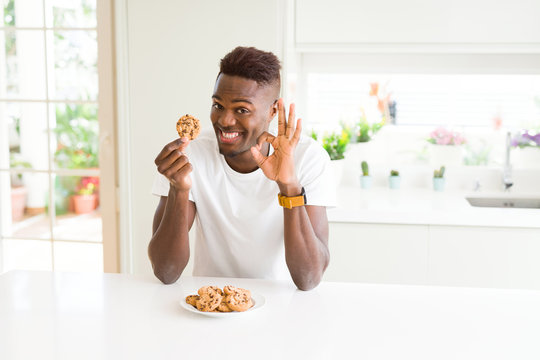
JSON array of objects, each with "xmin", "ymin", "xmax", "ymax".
[
  {"xmin": 433, "ymin": 177, "xmax": 445, "ymax": 192},
  {"xmin": 512, "ymin": 147, "xmax": 540, "ymax": 168},
  {"xmin": 429, "ymin": 144, "xmax": 463, "ymax": 167},
  {"xmin": 360, "ymin": 175, "xmax": 372, "ymax": 189},
  {"xmin": 388, "ymin": 176, "xmax": 401, "ymax": 189},
  {"xmin": 72, "ymin": 194, "xmax": 98, "ymax": 214}
]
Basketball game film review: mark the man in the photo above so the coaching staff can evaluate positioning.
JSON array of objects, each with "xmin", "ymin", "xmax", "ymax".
[{"xmin": 149, "ymin": 46, "xmax": 335, "ymax": 291}]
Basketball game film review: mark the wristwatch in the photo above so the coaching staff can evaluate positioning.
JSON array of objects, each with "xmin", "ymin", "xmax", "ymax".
[{"xmin": 277, "ymin": 187, "xmax": 307, "ymax": 209}]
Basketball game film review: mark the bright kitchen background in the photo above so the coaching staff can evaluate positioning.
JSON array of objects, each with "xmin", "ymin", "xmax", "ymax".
[{"xmin": 1, "ymin": 0, "xmax": 539, "ymax": 287}]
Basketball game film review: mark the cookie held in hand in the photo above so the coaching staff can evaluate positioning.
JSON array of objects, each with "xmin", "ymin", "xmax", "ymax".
[{"xmin": 176, "ymin": 114, "xmax": 201, "ymax": 140}]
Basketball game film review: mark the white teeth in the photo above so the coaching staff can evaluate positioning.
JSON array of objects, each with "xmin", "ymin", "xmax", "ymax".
[{"xmin": 222, "ymin": 131, "xmax": 239, "ymax": 139}]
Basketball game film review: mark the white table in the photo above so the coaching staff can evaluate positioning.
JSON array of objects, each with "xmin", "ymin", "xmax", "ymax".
[{"xmin": 1, "ymin": 271, "xmax": 540, "ymax": 360}]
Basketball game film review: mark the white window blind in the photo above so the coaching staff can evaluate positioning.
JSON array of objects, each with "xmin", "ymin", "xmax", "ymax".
[{"xmin": 306, "ymin": 73, "xmax": 540, "ymax": 130}]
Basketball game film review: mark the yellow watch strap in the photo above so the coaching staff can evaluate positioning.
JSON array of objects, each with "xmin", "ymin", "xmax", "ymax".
[{"xmin": 277, "ymin": 187, "xmax": 306, "ymax": 209}]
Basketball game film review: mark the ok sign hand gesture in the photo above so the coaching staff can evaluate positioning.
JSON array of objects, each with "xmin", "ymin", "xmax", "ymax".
[{"xmin": 250, "ymin": 98, "xmax": 302, "ymax": 190}]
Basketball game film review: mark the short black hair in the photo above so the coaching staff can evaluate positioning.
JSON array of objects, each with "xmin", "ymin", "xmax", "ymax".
[{"xmin": 219, "ymin": 46, "xmax": 281, "ymax": 88}]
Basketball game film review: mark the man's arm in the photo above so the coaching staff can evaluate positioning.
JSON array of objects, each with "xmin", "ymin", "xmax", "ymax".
[
  {"xmin": 148, "ymin": 137, "xmax": 196, "ymax": 284},
  {"xmin": 279, "ymin": 180, "xmax": 329, "ymax": 290},
  {"xmin": 251, "ymin": 99, "xmax": 330, "ymax": 291},
  {"xmin": 282, "ymin": 199, "xmax": 329, "ymax": 291},
  {"xmin": 149, "ymin": 192, "xmax": 196, "ymax": 284}
]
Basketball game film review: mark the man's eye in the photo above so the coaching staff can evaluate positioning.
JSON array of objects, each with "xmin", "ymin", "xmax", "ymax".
[
  {"xmin": 237, "ymin": 108, "xmax": 249, "ymax": 114},
  {"xmin": 212, "ymin": 103, "xmax": 223, "ymax": 110}
]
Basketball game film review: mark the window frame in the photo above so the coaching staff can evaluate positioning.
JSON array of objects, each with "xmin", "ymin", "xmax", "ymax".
[{"xmin": 0, "ymin": 0, "xmax": 118, "ymax": 273}]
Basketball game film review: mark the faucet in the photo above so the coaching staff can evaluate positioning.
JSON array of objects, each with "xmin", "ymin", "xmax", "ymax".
[
  {"xmin": 503, "ymin": 131, "xmax": 513, "ymax": 191},
  {"xmin": 473, "ymin": 178, "xmax": 481, "ymax": 192}
]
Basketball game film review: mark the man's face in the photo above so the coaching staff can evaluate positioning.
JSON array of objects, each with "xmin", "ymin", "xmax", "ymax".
[{"xmin": 211, "ymin": 74, "xmax": 278, "ymax": 158}]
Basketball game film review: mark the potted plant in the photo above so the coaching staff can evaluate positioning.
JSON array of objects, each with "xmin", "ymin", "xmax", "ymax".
[
  {"xmin": 388, "ymin": 169, "xmax": 401, "ymax": 189},
  {"xmin": 360, "ymin": 160, "xmax": 372, "ymax": 189},
  {"xmin": 72, "ymin": 177, "xmax": 99, "ymax": 214},
  {"xmin": 311, "ymin": 129, "xmax": 350, "ymax": 185},
  {"xmin": 510, "ymin": 130, "xmax": 540, "ymax": 168},
  {"xmin": 53, "ymin": 104, "xmax": 99, "ymax": 214},
  {"xmin": 369, "ymin": 82, "xmax": 396, "ymax": 125},
  {"xmin": 355, "ymin": 115, "xmax": 384, "ymax": 143},
  {"xmin": 427, "ymin": 127, "xmax": 466, "ymax": 167},
  {"xmin": 433, "ymin": 166, "xmax": 446, "ymax": 192}
]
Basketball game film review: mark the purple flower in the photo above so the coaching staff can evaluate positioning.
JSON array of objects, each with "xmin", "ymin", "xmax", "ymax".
[{"xmin": 511, "ymin": 130, "xmax": 540, "ymax": 148}]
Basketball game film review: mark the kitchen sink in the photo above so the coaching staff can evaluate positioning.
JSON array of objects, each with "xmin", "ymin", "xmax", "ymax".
[{"xmin": 466, "ymin": 197, "xmax": 540, "ymax": 209}]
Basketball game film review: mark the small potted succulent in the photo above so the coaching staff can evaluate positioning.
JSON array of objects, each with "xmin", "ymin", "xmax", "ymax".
[
  {"xmin": 388, "ymin": 169, "xmax": 401, "ymax": 189},
  {"xmin": 433, "ymin": 166, "xmax": 446, "ymax": 192},
  {"xmin": 360, "ymin": 160, "xmax": 372, "ymax": 189}
]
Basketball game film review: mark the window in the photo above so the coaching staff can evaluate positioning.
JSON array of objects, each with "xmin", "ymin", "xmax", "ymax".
[
  {"xmin": 306, "ymin": 73, "xmax": 540, "ymax": 129},
  {"xmin": 0, "ymin": 0, "xmax": 117, "ymax": 273},
  {"xmin": 298, "ymin": 53, "xmax": 540, "ymax": 130},
  {"xmin": 294, "ymin": 53, "xmax": 540, "ymax": 168}
]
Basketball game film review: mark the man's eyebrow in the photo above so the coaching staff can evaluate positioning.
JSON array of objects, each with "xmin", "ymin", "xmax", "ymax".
[{"xmin": 212, "ymin": 95, "xmax": 253, "ymax": 105}]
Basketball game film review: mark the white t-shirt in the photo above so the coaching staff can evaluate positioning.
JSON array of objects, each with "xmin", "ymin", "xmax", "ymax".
[{"xmin": 151, "ymin": 129, "xmax": 336, "ymax": 281}]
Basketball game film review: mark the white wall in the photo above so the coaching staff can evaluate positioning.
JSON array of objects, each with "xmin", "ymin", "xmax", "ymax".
[{"xmin": 119, "ymin": 0, "xmax": 284, "ymax": 275}]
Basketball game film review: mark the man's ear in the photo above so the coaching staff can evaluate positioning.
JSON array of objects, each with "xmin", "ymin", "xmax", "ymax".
[{"xmin": 269, "ymin": 99, "xmax": 278, "ymax": 119}]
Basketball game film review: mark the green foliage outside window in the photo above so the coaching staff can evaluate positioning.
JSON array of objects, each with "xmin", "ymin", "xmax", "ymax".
[{"xmin": 53, "ymin": 104, "xmax": 99, "ymax": 169}]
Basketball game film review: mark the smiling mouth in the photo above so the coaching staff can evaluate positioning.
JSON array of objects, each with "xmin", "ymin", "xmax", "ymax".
[{"xmin": 218, "ymin": 129, "xmax": 242, "ymax": 144}]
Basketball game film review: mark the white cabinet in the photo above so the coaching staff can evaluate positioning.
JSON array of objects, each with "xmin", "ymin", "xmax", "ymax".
[
  {"xmin": 327, "ymin": 222, "xmax": 540, "ymax": 290},
  {"xmin": 324, "ymin": 223, "xmax": 429, "ymax": 285},
  {"xmin": 428, "ymin": 226, "xmax": 540, "ymax": 289},
  {"xmin": 296, "ymin": 0, "xmax": 540, "ymax": 48}
]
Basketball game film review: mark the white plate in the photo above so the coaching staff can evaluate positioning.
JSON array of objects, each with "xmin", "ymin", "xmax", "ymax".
[{"xmin": 180, "ymin": 292, "xmax": 265, "ymax": 317}]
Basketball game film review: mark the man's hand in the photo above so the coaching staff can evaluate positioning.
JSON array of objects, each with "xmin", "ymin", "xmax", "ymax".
[
  {"xmin": 154, "ymin": 137, "xmax": 192, "ymax": 192},
  {"xmin": 250, "ymin": 99, "xmax": 302, "ymax": 191}
]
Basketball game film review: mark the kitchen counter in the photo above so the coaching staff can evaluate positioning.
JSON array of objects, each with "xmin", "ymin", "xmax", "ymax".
[
  {"xmin": 328, "ymin": 187, "xmax": 540, "ymax": 228},
  {"xmin": 2, "ymin": 270, "xmax": 540, "ymax": 359}
]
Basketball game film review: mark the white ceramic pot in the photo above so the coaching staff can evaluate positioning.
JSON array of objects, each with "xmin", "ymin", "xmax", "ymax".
[
  {"xmin": 429, "ymin": 144, "xmax": 463, "ymax": 167},
  {"xmin": 360, "ymin": 175, "xmax": 372, "ymax": 189},
  {"xmin": 388, "ymin": 175, "xmax": 401, "ymax": 189},
  {"xmin": 433, "ymin": 177, "xmax": 445, "ymax": 192},
  {"xmin": 512, "ymin": 147, "xmax": 540, "ymax": 168}
]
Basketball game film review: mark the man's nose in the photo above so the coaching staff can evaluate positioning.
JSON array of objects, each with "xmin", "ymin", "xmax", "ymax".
[{"xmin": 218, "ymin": 111, "xmax": 236, "ymax": 128}]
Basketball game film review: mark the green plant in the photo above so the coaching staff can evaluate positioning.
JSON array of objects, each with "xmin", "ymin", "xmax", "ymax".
[
  {"xmin": 9, "ymin": 153, "xmax": 32, "ymax": 187},
  {"xmin": 9, "ymin": 153, "xmax": 32, "ymax": 169},
  {"xmin": 53, "ymin": 104, "xmax": 99, "ymax": 169},
  {"xmin": 433, "ymin": 166, "xmax": 445, "ymax": 178},
  {"xmin": 311, "ymin": 129, "xmax": 350, "ymax": 160},
  {"xmin": 356, "ymin": 115, "xmax": 383, "ymax": 143},
  {"xmin": 464, "ymin": 143, "xmax": 491, "ymax": 166},
  {"xmin": 361, "ymin": 161, "xmax": 369, "ymax": 176},
  {"xmin": 390, "ymin": 169, "xmax": 399, "ymax": 177}
]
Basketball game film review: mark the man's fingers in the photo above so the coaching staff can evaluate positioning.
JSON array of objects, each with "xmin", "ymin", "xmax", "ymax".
[
  {"xmin": 250, "ymin": 146, "xmax": 267, "ymax": 167},
  {"xmin": 154, "ymin": 137, "xmax": 190, "ymax": 164},
  {"xmin": 285, "ymin": 103, "xmax": 295, "ymax": 139},
  {"xmin": 174, "ymin": 161, "xmax": 193, "ymax": 179},
  {"xmin": 277, "ymin": 98, "xmax": 286, "ymax": 136},
  {"xmin": 292, "ymin": 118, "xmax": 302, "ymax": 146},
  {"xmin": 163, "ymin": 155, "xmax": 190, "ymax": 179},
  {"xmin": 156, "ymin": 149, "xmax": 187, "ymax": 174},
  {"xmin": 256, "ymin": 131, "xmax": 276, "ymax": 148}
]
